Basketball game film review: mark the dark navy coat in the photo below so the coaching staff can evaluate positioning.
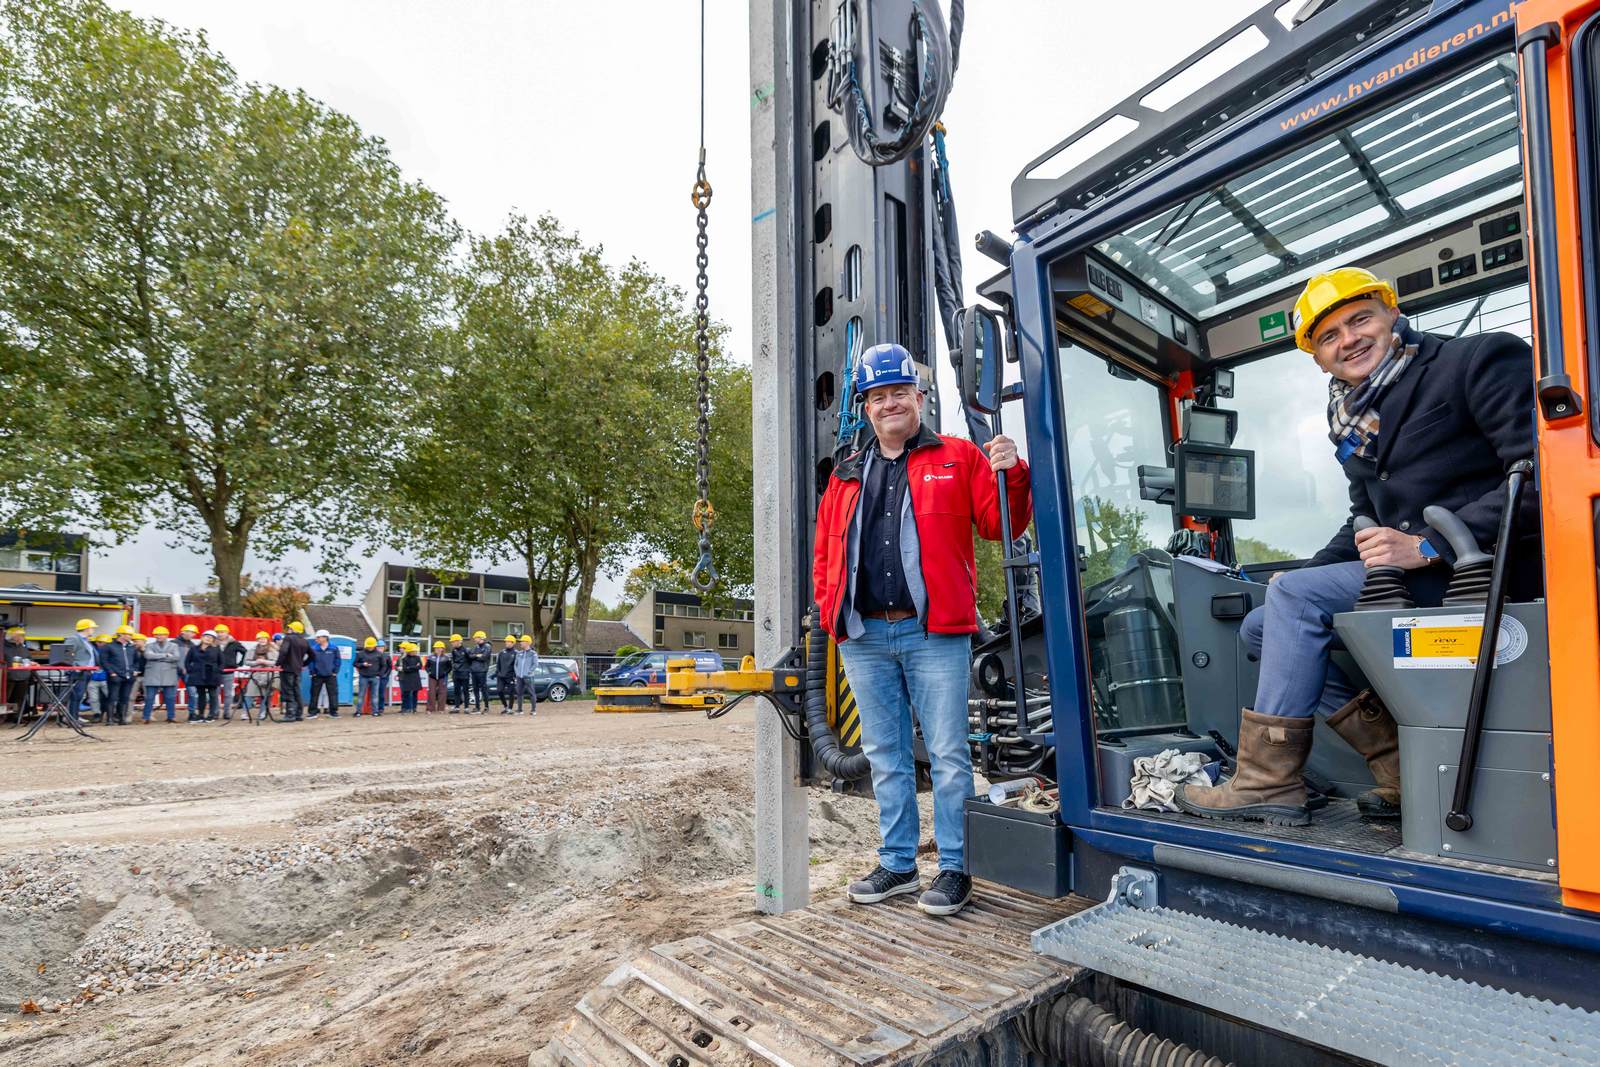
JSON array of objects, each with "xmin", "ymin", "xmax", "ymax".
[{"xmin": 1307, "ymin": 327, "xmax": 1541, "ymax": 603}]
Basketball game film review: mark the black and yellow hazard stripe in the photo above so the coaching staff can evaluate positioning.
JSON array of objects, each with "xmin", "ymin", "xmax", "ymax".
[{"xmin": 825, "ymin": 638, "xmax": 862, "ymax": 751}]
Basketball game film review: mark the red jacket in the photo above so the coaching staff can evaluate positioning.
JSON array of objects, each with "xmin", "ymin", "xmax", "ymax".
[{"xmin": 813, "ymin": 425, "xmax": 1032, "ymax": 641}]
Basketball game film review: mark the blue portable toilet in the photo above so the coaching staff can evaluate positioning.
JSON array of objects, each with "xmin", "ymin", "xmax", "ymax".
[{"xmin": 296, "ymin": 634, "xmax": 357, "ymax": 706}]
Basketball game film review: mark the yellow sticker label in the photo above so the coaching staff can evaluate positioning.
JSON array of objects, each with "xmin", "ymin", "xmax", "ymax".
[
  {"xmin": 1392, "ymin": 612, "xmax": 1528, "ymax": 670},
  {"xmin": 1068, "ymin": 293, "xmax": 1112, "ymax": 317}
]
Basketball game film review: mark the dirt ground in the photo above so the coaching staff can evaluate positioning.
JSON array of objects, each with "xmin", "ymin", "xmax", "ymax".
[{"xmin": 0, "ymin": 701, "xmax": 912, "ymax": 1066}]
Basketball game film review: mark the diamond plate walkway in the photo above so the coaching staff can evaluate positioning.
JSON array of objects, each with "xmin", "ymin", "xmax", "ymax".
[{"xmin": 1032, "ymin": 888, "xmax": 1600, "ymax": 1067}]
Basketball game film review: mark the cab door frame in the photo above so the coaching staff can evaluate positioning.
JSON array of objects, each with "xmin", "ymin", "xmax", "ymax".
[{"xmin": 1514, "ymin": 0, "xmax": 1600, "ymax": 914}]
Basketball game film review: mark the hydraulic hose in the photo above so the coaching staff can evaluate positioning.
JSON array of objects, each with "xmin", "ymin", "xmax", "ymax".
[
  {"xmin": 1016, "ymin": 994, "xmax": 1232, "ymax": 1067},
  {"xmin": 804, "ymin": 630, "xmax": 872, "ymax": 781}
]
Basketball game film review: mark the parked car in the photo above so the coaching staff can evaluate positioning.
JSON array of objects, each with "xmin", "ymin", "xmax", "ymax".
[
  {"xmin": 462, "ymin": 659, "xmax": 582, "ymax": 703},
  {"xmin": 599, "ymin": 649, "xmax": 722, "ymax": 687}
]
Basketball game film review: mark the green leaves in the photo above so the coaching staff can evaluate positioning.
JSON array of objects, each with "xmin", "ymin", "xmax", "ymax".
[{"xmin": 0, "ymin": 0, "xmax": 457, "ymax": 608}]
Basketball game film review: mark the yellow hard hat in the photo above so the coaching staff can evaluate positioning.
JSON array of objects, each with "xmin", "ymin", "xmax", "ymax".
[
  {"xmin": 115, "ymin": 624, "xmax": 135, "ymax": 636},
  {"xmin": 517, "ymin": 633, "xmax": 533, "ymax": 643},
  {"xmin": 255, "ymin": 630, "xmax": 270, "ymax": 640},
  {"xmin": 6, "ymin": 625, "xmax": 25, "ymax": 635},
  {"xmin": 94, "ymin": 633, "xmax": 114, "ymax": 643},
  {"xmin": 363, "ymin": 636, "xmax": 377, "ymax": 648},
  {"xmin": 503, "ymin": 634, "xmax": 516, "ymax": 643},
  {"xmin": 288, "ymin": 621, "xmax": 304, "ymax": 633},
  {"xmin": 180, "ymin": 623, "xmax": 199, "ymax": 634},
  {"xmin": 214, "ymin": 623, "xmax": 230, "ymax": 634},
  {"xmin": 449, "ymin": 633, "xmax": 462, "ymax": 642},
  {"xmin": 76, "ymin": 618, "xmax": 96, "ymax": 631},
  {"xmin": 1292, "ymin": 266, "xmax": 1397, "ymax": 352},
  {"xmin": 132, "ymin": 633, "xmax": 146, "ymax": 641},
  {"xmin": 472, "ymin": 630, "xmax": 487, "ymax": 640},
  {"xmin": 432, "ymin": 641, "xmax": 446, "ymax": 649},
  {"xmin": 151, "ymin": 625, "xmax": 170, "ymax": 636}
]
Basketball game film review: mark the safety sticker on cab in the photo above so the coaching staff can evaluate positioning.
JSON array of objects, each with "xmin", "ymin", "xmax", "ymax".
[{"xmin": 1391, "ymin": 612, "xmax": 1527, "ymax": 670}]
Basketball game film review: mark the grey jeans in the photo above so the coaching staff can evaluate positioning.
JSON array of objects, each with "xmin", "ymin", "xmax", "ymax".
[{"xmin": 1240, "ymin": 560, "xmax": 1366, "ymax": 719}]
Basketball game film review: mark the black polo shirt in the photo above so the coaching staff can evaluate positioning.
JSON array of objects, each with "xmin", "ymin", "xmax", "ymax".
[{"xmin": 854, "ymin": 445, "xmax": 915, "ymax": 615}]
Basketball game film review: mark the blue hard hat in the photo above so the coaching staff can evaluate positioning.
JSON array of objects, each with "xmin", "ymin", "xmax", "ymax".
[
  {"xmin": 854, "ymin": 342, "xmax": 921, "ymax": 396},
  {"xmin": 271, "ymin": 632, "xmax": 284, "ymax": 641}
]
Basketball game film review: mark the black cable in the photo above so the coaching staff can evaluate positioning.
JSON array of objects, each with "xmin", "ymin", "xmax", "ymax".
[
  {"xmin": 827, "ymin": 0, "xmax": 961, "ymax": 166},
  {"xmin": 704, "ymin": 691, "xmax": 806, "ymax": 743}
]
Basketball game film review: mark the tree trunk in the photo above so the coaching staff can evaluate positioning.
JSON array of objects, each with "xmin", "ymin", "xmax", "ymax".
[
  {"xmin": 210, "ymin": 532, "xmax": 248, "ymax": 615},
  {"xmin": 570, "ymin": 543, "xmax": 601, "ymax": 692}
]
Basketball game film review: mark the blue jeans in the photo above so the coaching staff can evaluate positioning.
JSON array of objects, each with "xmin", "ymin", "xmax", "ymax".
[
  {"xmin": 837, "ymin": 618, "xmax": 973, "ymax": 873},
  {"xmin": 357, "ymin": 676, "xmax": 383, "ymax": 715},
  {"xmin": 144, "ymin": 684, "xmax": 177, "ymax": 721},
  {"xmin": 1241, "ymin": 561, "xmax": 1366, "ymax": 718}
]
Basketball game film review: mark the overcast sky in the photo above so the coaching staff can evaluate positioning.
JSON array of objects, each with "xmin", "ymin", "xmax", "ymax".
[{"xmin": 94, "ymin": 0, "xmax": 1265, "ymax": 602}]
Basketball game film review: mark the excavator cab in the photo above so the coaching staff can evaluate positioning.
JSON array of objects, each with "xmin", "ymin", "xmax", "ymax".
[{"xmin": 958, "ymin": 0, "xmax": 1600, "ymax": 1011}]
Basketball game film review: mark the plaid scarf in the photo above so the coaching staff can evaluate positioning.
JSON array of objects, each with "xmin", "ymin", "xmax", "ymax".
[{"xmin": 1326, "ymin": 315, "xmax": 1417, "ymax": 463}]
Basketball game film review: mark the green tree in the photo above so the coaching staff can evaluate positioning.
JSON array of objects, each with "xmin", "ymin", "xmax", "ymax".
[
  {"xmin": 1080, "ymin": 497, "xmax": 1153, "ymax": 586},
  {"xmin": 396, "ymin": 569, "xmax": 420, "ymax": 637},
  {"xmin": 1234, "ymin": 537, "xmax": 1296, "ymax": 565},
  {"xmin": 387, "ymin": 214, "xmax": 704, "ymax": 656},
  {"xmin": 0, "ymin": 0, "xmax": 457, "ymax": 611},
  {"xmin": 636, "ymin": 362, "xmax": 755, "ymax": 603},
  {"xmin": 621, "ymin": 560, "xmax": 692, "ymax": 607}
]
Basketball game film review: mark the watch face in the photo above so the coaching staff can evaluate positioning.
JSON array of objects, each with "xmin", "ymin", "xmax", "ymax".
[{"xmin": 1419, "ymin": 538, "xmax": 1439, "ymax": 560}]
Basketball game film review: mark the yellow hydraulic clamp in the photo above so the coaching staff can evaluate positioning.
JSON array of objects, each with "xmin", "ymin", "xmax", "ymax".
[{"xmin": 593, "ymin": 653, "xmax": 805, "ymax": 715}]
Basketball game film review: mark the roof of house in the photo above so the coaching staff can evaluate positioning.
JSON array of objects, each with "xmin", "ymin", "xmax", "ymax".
[
  {"xmin": 131, "ymin": 593, "xmax": 176, "ymax": 617},
  {"xmin": 579, "ymin": 620, "xmax": 648, "ymax": 655},
  {"xmin": 302, "ymin": 603, "xmax": 376, "ymax": 643}
]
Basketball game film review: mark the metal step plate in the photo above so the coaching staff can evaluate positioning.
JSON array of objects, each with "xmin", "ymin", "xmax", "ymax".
[
  {"xmin": 1031, "ymin": 871, "xmax": 1600, "ymax": 1067},
  {"xmin": 545, "ymin": 882, "xmax": 1092, "ymax": 1065}
]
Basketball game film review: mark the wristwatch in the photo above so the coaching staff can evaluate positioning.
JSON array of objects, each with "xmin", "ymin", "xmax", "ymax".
[{"xmin": 1416, "ymin": 536, "xmax": 1440, "ymax": 565}]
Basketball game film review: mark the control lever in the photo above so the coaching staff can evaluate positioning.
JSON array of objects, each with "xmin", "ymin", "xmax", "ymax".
[
  {"xmin": 1352, "ymin": 516, "xmax": 1414, "ymax": 609},
  {"xmin": 1422, "ymin": 505, "xmax": 1493, "ymax": 605},
  {"xmin": 1445, "ymin": 460, "xmax": 1534, "ymax": 833}
]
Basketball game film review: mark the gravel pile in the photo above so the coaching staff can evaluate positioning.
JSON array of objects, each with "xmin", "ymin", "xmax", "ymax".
[
  {"xmin": 1, "ymin": 861, "xmax": 80, "ymax": 913},
  {"xmin": 59, "ymin": 894, "xmax": 289, "ymax": 1012},
  {"xmin": 202, "ymin": 814, "xmax": 406, "ymax": 881}
]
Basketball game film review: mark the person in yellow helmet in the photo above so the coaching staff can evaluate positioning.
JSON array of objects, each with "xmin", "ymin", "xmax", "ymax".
[
  {"xmin": 447, "ymin": 633, "xmax": 470, "ymax": 713},
  {"xmin": 495, "ymin": 635, "xmax": 519, "ymax": 714},
  {"xmin": 140, "ymin": 626, "xmax": 182, "ymax": 723},
  {"xmin": 275, "ymin": 622, "xmax": 312, "ymax": 722},
  {"xmin": 426, "ymin": 640, "xmax": 450, "ymax": 714},
  {"xmin": 3, "ymin": 626, "xmax": 31, "ymax": 719},
  {"xmin": 354, "ymin": 635, "xmax": 384, "ymax": 717},
  {"xmin": 1179, "ymin": 266, "xmax": 1539, "ymax": 828},
  {"xmin": 101, "ymin": 624, "xmax": 139, "ymax": 725},
  {"xmin": 216, "ymin": 625, "xmax": 248, "ymax": 720},
  {"xmin": 396, "ymin": 640, "xmax": 423, "ymax": 714},
  {"xmin": 64, "ymin": 619, "xmax": 98, "ymax": 714},
  {"xmin": 465, "ymin": 631, "xmax": 494, "ymax": 713}
]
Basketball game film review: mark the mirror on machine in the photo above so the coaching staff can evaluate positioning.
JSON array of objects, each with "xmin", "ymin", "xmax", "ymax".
[{"xmin": 956, "ymin": 304, "xmax": 1005, "ymax": 415}]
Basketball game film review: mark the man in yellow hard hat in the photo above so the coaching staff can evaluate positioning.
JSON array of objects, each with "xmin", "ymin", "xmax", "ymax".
[
  {"xmin": 426, "ymin": 640, "xmax": 450, "ymax": 713},
  {"xmin": 355, "ymin": 635, "xmax": 384, "ymax": 716},
  {"xmin": 1180, "ymin": 266, "xmax": 1538, "ymax": 828},
  {"xmin": 4, "ymin": 625, "xmax": 31, "ymax": 719},
  {"xmin": 447, "ymin": 633, "xmax": 469, "ymax": 713},
  {"xmin": 466, "ymin": 630, "xmax": 493, "ymax": 712},
  {"xmin": 64, "ymin": 618, "xmax": 98, "ymax": 714},
  {"xmin": 102, "ymin": 625, "xmax": 139, "ymax": 725},
  {"xmin": 141, "ymin": 626, "xmax": 182, "ymax": 723},
  {"xmin": 276, "ymin": 621, "xmax": 312, "ymax": 722},
  {"xmin": 495, "ymin": 635, "xmax": 519, "ymax": 714}
]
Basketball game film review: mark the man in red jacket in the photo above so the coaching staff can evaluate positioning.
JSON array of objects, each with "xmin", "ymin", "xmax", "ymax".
[{"xmin": 814, "ymin": 342, "xmax": 1030, "ymax": 917}]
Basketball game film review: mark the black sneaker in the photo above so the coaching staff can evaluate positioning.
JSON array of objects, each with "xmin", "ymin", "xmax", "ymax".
[
  {"xmin": 847, "ymin": 865, "xmax": 920, "ymax": 904},
  {"xmin": 918, "ymin": 870, "xmax": 973, "ymax": 916}
]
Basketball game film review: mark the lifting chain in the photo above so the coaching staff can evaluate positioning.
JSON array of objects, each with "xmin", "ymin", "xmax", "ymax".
[{"xmin": 687, "ymin": 0, "xmax": 717, "ymax": 594}]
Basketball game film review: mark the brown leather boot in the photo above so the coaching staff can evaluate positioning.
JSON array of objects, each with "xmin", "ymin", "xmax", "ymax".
[
  {"xmin": 1326, "ymin": 689, "xmax": 1401, "ymax": 820},
  {"xmin": 1176, "ymin": 709, "xmax": 1314, "ymax": 826}
]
